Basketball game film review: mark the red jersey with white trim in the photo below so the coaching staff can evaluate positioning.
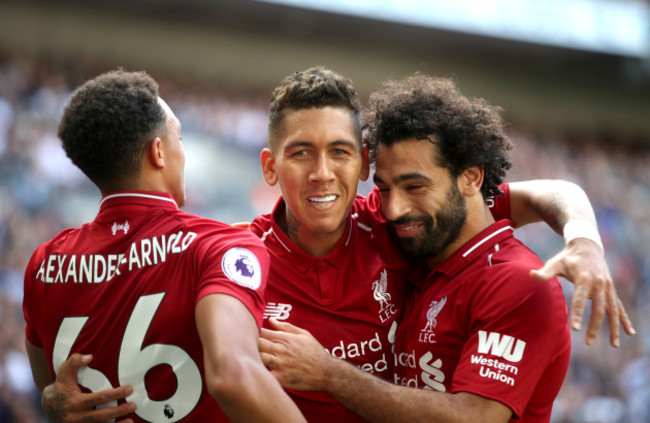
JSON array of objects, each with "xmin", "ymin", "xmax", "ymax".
[
  {"xmin": 250, "ymin": 185, "xmax": 512, "ymax": 423},
  {"xmin": 394, "ymin": 219, "xmax": 570, "ymax": 422},
  {"xmin": 23, "ymin": 191, "xmax": 269, "ymax": 422}
]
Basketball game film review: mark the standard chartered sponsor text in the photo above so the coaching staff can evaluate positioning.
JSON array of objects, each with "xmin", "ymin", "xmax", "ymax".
[{"xmin": 325, "ymin": 332, "xmax": 388, "ymax": 374}]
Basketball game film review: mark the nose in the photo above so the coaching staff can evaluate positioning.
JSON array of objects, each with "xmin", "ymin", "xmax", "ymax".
[
  {"xmin": 383, "ymin": 189, "xmax": 411, "ymax": 222},
  {"xmin": 309, "ymin": 152, "xmax": 335, "ymax": 183}
]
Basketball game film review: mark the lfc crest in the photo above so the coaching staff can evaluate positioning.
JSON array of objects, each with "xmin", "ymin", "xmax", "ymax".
[
  {"xmin": 372, "ymin": 269, "xmax": 397, "ymax": 323},
  {"xmin": 419, "ymin": 296, "xmax": 447, "ymax": 344}
]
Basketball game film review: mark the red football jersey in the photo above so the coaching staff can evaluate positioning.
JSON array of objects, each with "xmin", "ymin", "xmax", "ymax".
[
  {"xmin": 23, "ymin": 191, "xmax": 269, "ymax": 422},
  {"xmin": 251, "ymin": 185, "xmax": 512, "ymax": 422},
  {"xmin": 394, "ymin": 219, "xmax": 570, "ymax": 422}
]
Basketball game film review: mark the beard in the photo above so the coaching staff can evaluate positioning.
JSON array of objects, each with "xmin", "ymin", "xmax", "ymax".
[{"xmin": 389, "ymin": 182, "xmax": 467, "ymax": 260}]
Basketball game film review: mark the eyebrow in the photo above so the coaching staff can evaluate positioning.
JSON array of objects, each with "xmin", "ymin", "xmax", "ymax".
[
  {"xmin": 283, "ymin": 139, "xmax": 359, "ymax": 150},
  {"xmin": 374, "ymin": 172, "xmax": 432, "ymax": 185},
  {"xmin": 282, "ymin": 141, "xmax": 311, "ymax": 150}
]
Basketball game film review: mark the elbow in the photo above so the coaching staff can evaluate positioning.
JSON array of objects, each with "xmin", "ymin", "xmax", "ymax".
[{"xmin": 205, "ymin": 354, "xmax": 260, "ymax": 403}]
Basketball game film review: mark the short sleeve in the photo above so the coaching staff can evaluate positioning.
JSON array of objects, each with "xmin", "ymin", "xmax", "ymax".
[
  {"xmin": 23, "ymin": 245, "xmax": 46, "ymax": 347},
  {"xmin": 195, "ymin": 229, "xmax": 270, "ymax": 329},
  {"xmin": 450, "ymin": 262, "xmax": 570, "ymax": 418}
]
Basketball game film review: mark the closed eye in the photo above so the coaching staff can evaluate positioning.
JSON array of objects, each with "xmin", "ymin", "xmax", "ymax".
[
  {"xmin": 291, "ymin": 150, "xmax": 309, "ymax": 157},
  {"xmin": 332, "ymin": 148, "xmax": 351, "ymax": 155}
]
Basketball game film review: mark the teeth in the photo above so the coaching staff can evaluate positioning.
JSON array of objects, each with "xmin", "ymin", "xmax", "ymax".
[{"xmin": 308, "ymin": 195, "xmax": 337, "ymax": 203}]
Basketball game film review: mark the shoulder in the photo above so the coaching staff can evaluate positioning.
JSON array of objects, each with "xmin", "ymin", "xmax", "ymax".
[
  {"xmin": 49, "ymin": 227, "xmax": 79, "ymax": 245},
  {"xmin": 24, "ymin": 227, "xmax": 79, "ymax": 282},
  {"xmin": 249, "ymin": 212, "xmax": 272, "ymax": 238},
  {"xmin": 466, "ymin": 246, "xmax": 568, "ymax": 338},
  {"xmin": 488, "ymin": 235, "xmax": 543, "ymax": 272},
  {"xmin": 173, "ymin": 211, "xmax": 266, "ymax": 253},
  {"xmin": 28, "ymin": 226, "xmax": 78, "ymax": 258},
  {"xmin": 475, "ymin": 239, "xmax": 563, "ymax": 304}
]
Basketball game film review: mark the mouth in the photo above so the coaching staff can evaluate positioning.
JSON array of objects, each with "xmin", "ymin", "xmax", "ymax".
[
  {"xmin": 307, "ymin": 194, "xmax": 339, "ymax": 208},
  {"xmin": 390, "ymin": 215, "xmax": 430, "ymax": 238},
  {"xmin": 392, "ymin": 222, "xmax": 423, "ymax": 237}
]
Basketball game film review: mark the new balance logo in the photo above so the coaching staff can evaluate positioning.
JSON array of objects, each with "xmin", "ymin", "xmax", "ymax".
[
  {"xmin": 477, "ymin": 331, "xmax": 526, "ymax": 363},
  {"xmin": 264, "ymin": 303, "xmax": 292, "ymax": 320}
]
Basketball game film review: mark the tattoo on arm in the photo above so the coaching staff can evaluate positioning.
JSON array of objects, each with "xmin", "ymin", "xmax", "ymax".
[
  {"xmin": 532, "ymin": 192, "xmax": 568, "ymax": 235},
  {"xmin": 43, "ymin": 388, "xmax": 68, "ymax": 422}
]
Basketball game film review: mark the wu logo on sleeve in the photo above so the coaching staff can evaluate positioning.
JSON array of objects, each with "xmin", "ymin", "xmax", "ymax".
[{"xmin": 477, "ymin": 331, "xmax": 526, "ymax": 362}]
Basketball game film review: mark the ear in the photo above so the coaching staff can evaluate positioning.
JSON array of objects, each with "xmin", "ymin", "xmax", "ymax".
[
  {"xmin": 260, "ymin": 148, "xmax": 278, "ymax": 186},
  {"xmin": 459, "ymin": 166, "xmax": 484, "ymax": 196},
  {"xmin": 359, "ymin": 147, "xmax": 370, "ymax": 181},
  {"xmin": 148, "ymin": 137, "xmax": 165, "ymax": 169}
]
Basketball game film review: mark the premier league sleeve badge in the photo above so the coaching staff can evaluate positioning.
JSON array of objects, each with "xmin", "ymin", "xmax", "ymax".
[{"xmin": 221, "ymin": 247, "xmax": 262, "ymax": 289}]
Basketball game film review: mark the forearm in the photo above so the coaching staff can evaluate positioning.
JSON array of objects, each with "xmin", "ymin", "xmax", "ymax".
[
  {"xmin": 514, "ymin": 181, "xmax": 635, "ymax": 345},
  {"xmin": 211, "ymin": 357, "xmax": 305, "ymax": 423},
  {"xmin": 509, "ymin": 180, "xmax": 597, "ymax": 234},
  {"xmin": 260, "ymin": 321, "xmax": 511, "ymax": 422},
  {"xmin": 322, "ymin": 357, "xmax": 508, "ymax": 423},
  {"xmin": 26, "ymin": 339, "xmax": 53, "ymax": 391}
]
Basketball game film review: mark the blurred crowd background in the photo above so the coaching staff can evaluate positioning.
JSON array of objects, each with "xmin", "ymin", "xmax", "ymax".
[{"xmin": 0, "ymin": 0, "xmax": 649, "ymax": 422}]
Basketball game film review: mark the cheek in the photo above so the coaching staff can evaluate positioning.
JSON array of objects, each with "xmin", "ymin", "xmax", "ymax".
[
  {"xmin": 277, "ymin": 178, "xmax": 301, "ymax": 206},
  {"xmin": 280, "ymin": 165, "xmax": 312, "ymax": 190},
  {"xmin": 340, "ymin": 163, "xmax": 361, "ymax": 183}
]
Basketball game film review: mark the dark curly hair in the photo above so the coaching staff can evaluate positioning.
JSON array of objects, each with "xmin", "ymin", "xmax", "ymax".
[
  {"xmin": 268, "ymin": 66, "xmax": 362, "ymax": 150},
  {"xmin": 58, "ymin": 69, "xmax": 166, "ymax": 188},
  {"xmin": 364, "ymin": 74, "xmax": 512, "ymax": 198}
]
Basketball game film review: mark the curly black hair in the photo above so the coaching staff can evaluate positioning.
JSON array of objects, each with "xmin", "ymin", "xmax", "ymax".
[
  {"xmin": 268, "ymin": 66, "xmax": 362, "ymax": 150},
  {"xmin": 58, "ymin": 69, "xmax": 166, "ymax": 188},
  {"xmin": 364, "ymin": 74, "xmax": 512, "ymax": 198}
]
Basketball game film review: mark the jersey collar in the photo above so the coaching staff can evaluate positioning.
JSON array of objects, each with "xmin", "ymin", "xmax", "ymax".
[
  {"xmin": 411, "ymin": 219, "xmax": 516, "ymax": 284},
  {"xmin": 99, "ymin": 191, "xmax": 180, "ymax": 213}
]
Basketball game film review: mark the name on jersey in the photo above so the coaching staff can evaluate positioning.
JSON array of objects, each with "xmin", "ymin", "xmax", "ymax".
[{"xmin": 35, "ymin": 230, "xmax": 197, "ymax": 284}]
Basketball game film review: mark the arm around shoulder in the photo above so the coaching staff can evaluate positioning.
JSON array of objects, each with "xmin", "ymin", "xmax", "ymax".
[{"xmin": 508, "ymin": 179, "xmax": 635, "ymax": 345}]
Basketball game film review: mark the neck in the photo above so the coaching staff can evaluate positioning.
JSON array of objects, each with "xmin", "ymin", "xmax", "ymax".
[
  {"xmin": 100, "ymin": 175, "xmax": 181, "ymax": 207},
  {"xmin": 100, "ymin": 172, "xmax": 156, "ymax": 194},
  {"xmin": 425, "ymin": 202, "xmax": 495, "ymax": 269},
  {"xmin": 277, "ymin": 208, "xmax": 344, "ymax": 258}
]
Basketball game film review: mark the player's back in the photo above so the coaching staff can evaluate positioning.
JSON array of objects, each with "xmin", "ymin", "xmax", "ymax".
[{"xmin": 24, "ymin": 192, "xmax": 265, "ymax": 422}]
